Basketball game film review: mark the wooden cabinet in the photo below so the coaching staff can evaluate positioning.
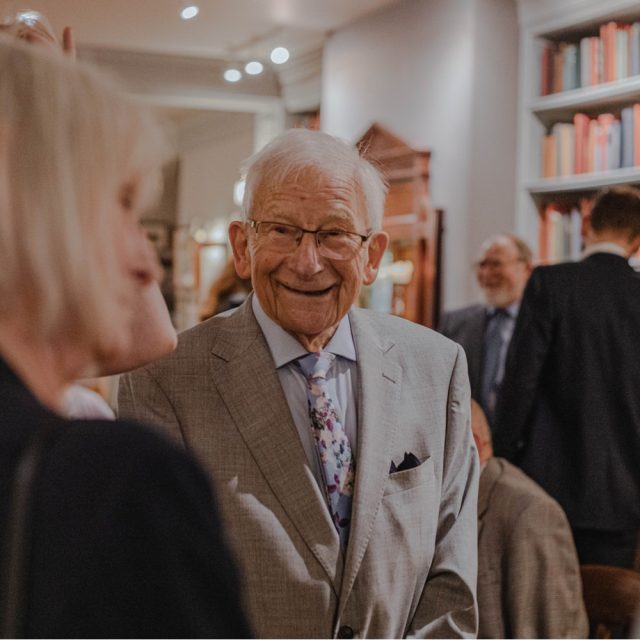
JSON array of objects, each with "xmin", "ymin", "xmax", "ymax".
[{"xmin": 357, "ymin": 123, "xmax": 443, "ymax": 327}]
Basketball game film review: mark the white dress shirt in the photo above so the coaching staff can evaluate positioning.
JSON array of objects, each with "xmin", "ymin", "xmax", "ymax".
[{"xmin": 252, "ymin": 295, "xmax": 359, "ymax": 495}]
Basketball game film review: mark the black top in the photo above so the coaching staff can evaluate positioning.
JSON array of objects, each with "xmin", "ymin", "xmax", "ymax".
[
  {"xmin": 0, "ymin": 356, "xmax": 252, "ymax": 638},
  {"xmin": 494, "ymin": 253, "xmax": 640, "ymax": 531}
]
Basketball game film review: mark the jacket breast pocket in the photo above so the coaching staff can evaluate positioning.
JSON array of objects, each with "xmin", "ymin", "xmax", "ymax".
[{"xmin": 383, "ymin": 455, "xmax": 433, "ymax": 496}]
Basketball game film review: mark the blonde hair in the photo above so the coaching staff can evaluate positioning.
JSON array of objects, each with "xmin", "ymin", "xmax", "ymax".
[{"xmin": 0, "ymin": 35, "xmax": 168, "ymax": 354}]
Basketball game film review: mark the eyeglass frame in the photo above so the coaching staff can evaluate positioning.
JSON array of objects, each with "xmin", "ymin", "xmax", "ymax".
[
  {"xmin": 246, "ymin": 218, "xmax": 373, "ymax": 259},
  {"xmin": 473, "ymin": 257, "xmax": 528, "ymax": 271}
]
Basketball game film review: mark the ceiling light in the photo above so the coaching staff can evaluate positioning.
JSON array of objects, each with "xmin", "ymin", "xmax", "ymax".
[
  {"xmin": 180, "ymin": 5, "xmax": 199, "ymax": 20},
  {"xmin": 270, "ymin": 47, "xmax": 290, "ymax": 64},
  {"xmin": 245, "ymin": 61, "xmax": 263, "ymax": 75},
  {"xmin": 224, "ymin": 68, "xmax": 242, "ymax": 82}
]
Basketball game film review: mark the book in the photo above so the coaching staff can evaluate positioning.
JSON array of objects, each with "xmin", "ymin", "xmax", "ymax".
[
  {"xmin": 621, "ymin": 106, "xmax": 634, "ymax": 168},
  {"xmin": 633, "ymin": 103, "xmax": 640, "ymax": 165},
  {"xmin": 607, "ymin": 119, "xmax": 621, "ymax": 170},
  {"xmin": 542, "ymin": 134, "xmax": 557, "ymax": 177},
  {"xmin": 553, "ymin": 44, "xmax": 565, "ymax": 93},
  {"xmin": 580, "ymin": 37, "xmax": 592, "ymax": 87},
  {"xmin": 563, "ymin": 43, "xmax": 580, "ymax": 90},
  {"xmin": 631, "ymin": 23, "xmax": 640, "ymax": 76},
  {"xmin": 574, "ymin": 113, "xmax": 590, "ymax": 173},
  {"xmin": 616, "ymin": 25, "xmax": 629, "ymax": 80},
  {"xmin": 540, "ymin": 41, "xmax": 554, "ymax": 95}
]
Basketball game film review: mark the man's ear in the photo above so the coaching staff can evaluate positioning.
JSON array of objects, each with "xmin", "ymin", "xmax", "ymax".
[
  {"xmin": 363, "ymin": 231, "xmax": 389, "ymax": 286},
  {"xmin": 228, "ymin": 221, "xmax": 252, "ymax": 279}
]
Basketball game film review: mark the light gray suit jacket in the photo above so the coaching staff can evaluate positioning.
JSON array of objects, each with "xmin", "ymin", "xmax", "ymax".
[
  {"xmin": 119, "ymin": 299, "xmax": 479, "ymax": 638},
  {"xmin": 438, "ymin": 304, "xmax": 487, "ymax": 400},
  {"xmin": 477, "ymin": 457, "xmax": 588, "ymax": 639}
]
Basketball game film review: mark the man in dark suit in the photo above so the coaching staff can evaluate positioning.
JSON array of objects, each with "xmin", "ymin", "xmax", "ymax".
[
  {"xmin": 439, "ymin": 234, "xmax": 532, "ymax": 428},
  {"xmin": 494, "ymin": 186, "xmax": 640, "ymax": 568}
]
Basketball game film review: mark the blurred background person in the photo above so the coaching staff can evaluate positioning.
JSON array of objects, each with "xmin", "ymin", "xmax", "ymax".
[
  {"xmin": 439, "ymin": 234, "xmax": 532, "ymax": 429},
  {"xmin": 471, "ymin": 400, "xmax": 587, "ymax": 638},
  {"xmin": 495, "ymin": 186, "xmax": 640, "ymax": 569},
  {"xmin": 1, "ymin": 10, "xmax": 178, "ymax": 420},
  {"xmin": 199, "ymin": 257, "xmax": 252, "ymax": 321},
  {"xmin": 0, "ymin": 36, "xmax": 249, "ymax": 637}
]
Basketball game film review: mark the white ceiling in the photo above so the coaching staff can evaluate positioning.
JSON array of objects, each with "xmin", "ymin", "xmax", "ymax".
[{"xmin": 9, "ymin": 0, "xmax": 399, "ymax": 60}]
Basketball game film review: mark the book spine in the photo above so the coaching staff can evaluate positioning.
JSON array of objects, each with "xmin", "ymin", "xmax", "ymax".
[{"xmin": 621, "ymin": 106, "xmax": 634, "ymax": 168}]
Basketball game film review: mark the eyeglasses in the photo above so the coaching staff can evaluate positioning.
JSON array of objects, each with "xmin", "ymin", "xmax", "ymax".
[
  {"xmin": 248, "ymin": 219, "xmax": 371, "ymax": 260},
  {"xmin": 474, "ymin": 258, "xmax": 526, "ymax": 270}
]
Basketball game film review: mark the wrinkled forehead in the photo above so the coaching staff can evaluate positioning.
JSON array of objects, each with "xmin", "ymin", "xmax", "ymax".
[{"xmin": 253, "ymin": 166, "xmax": 368, "ymax": 224}]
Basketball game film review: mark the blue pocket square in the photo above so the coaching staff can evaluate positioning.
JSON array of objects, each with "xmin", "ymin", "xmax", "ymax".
[{"xmin": 389, "ymin": 451, "xmax": 421, "ymax": 474}]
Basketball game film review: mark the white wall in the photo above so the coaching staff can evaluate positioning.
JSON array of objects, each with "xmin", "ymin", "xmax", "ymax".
[
  {"xmin": 176, "ymin": 111, "xmax": 255, "ymax": 227},
  {"xmin": 322, "ymin": 0, "xmax": 519, "ymax": 309}
]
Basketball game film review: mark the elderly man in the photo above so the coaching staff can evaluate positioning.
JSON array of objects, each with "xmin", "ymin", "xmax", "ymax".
[
  {"xmin": 119, "ymin": 129, "xmax": 479, "ymax": 638},
  {"xmin": 471, "ymin": 401, "xmax": 587, "ymax": 638},
  {"xmin": 438, "ymin": 234, "xmax": 532, "ymax": 429}
]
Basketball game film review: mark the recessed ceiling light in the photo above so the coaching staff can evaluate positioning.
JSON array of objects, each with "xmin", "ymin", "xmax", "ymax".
[
  {"xmin": 224, "ymin": 68, "xmax": 242, "ymax": 82},
  {"xmin": 270, "ymin": 47, "xmax": 290, "ymax": 64},
  {"xmin": 245, "ymin": 61, "xmax": 263, "ymax": 75},
  {"xmin": 180, "ymin": 5, "xmax": 199, "ymax": 20}
]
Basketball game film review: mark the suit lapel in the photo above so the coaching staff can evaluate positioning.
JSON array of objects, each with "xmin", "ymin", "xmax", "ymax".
[
  {"xmin": 338, "ymin": 309, "xmax": 402, "ymax": 614},
  {"xmin": 209, "ymin": 300, "xmax": 344, "ymax": 593}
]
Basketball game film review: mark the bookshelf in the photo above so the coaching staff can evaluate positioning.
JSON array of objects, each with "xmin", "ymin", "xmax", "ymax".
[{"xmin": 517, "ymin": 0, "xmax": 640, "ymax": 263}]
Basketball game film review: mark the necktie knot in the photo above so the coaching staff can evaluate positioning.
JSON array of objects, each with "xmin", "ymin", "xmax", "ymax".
[
  {"xmin": 489, "ymin": 307, "xmax": 510, "ymax": 320},
  {"xmin": 298, "ymin": 351, "xmax": 335, "ymax": 381}
]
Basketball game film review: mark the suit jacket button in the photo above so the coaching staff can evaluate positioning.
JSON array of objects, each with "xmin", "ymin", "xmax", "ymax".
[
  {"xmin": 516, "ymin": 439, "xmax": 525, "ymax": 450},
  {"xmin": 337, "ymin": 625, "xmax": 354, "ymax": 638}
]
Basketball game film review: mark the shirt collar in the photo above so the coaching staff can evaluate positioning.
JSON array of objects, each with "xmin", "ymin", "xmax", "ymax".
[
  {"xmin": 486, "ymin": 300, "xmax": 520, "ymax": 319},
  {"xmin": 582, "ymin": 242, "xmax": 627, "ymax": 259},
  {"xmin": 252, "ymin": 294, "xmax": 357, "ymax": 369}
]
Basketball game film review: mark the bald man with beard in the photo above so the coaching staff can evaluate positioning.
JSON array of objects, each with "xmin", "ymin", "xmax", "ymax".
[{"xmin": 439, "ymin": 234, "xmax": 532, "ymax": 430}]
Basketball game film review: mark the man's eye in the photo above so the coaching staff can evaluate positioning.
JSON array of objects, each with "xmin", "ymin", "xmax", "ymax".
[
  {"xmin": 321, "ymin": 230, "xmax": 346, "ymax": 238},
  {"xmin": 271, "ymin": 225, "xmax": 292, "ymax": 235}
]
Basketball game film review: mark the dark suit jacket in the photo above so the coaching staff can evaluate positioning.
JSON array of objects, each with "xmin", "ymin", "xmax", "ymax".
[
  {"xmin": 494, "ymin": 253, "xmax": 640, "ymax": 532},
  {"xmin": 0, "ymin": 357, "xmax": 251, "ymax": 638},
  {"xmin": 477, "ymin": 457, "xmax": 587, "ymax": 638},
  {"xmin": 438, "ymin": 304, "xmax": 487, "ymax": 400}
]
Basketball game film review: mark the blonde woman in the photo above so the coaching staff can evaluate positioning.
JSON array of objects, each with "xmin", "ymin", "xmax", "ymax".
[
  {"xmin": 1, "ymin": 10, "xmax": 178, "ymax": 420},
  {"xmin": 0, "ymin": 37, "xmax": 250, "ymax": 637}
]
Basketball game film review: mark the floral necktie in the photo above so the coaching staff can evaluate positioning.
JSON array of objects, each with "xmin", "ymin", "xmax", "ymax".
[{"xmin": 298, "ymin": 351, "xmax": 355, "ymax": 550}]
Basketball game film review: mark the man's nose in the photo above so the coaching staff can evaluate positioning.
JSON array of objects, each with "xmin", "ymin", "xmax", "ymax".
[{"xmin": 289, "ymin": 231, "xmax": 323, "ymax": 274}]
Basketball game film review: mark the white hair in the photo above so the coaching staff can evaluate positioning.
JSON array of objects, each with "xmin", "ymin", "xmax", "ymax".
[
  {"xmin": 0, "ymin": 35, "xmax": 168, "ymax": 354},
  {"xmin": 242, "ymin": 128, "xmax": 388, "ymax": 230}
]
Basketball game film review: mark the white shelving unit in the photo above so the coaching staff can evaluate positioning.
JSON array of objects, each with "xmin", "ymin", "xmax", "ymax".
[{"xmin": 516, "ymin": 0, "xmax": 640, "ymax": 256}]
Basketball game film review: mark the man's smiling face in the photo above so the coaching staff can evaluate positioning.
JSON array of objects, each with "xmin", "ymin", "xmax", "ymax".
[{"xmin": 230, "ymin": 167, "xmax": 387, "ymax": 350}]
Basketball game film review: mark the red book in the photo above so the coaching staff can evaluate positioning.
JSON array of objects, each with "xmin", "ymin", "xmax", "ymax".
[
  {"xmin": 600, "ymin": 22, "xmax": 617, "ymax": 82},
  {"xmin": 541, "ymin": 42, "xmax": 553, "ymax": 95},
  {"xmin": 587, "ymin": 119, "xmax": 598, "ymax": 173},
  {"xmin": 554, "ymin": 45, "xmax": 565, "ymax": 93},
  {"xmin": 539, "ymin": 205, "xmax": 550, "ymax": 263},
  {"xmin": 574, "ymin": 113, "xmax": 590, "ymax": 173}
]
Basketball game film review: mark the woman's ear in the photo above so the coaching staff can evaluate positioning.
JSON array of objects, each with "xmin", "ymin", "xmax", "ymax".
[
  {"xmin": 363, "ymin": 231, "xmax": 389, "ymax": 286},
  {"xmin": 228, "ymin": 221, "xmax": 252, "ymax": 279}
]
